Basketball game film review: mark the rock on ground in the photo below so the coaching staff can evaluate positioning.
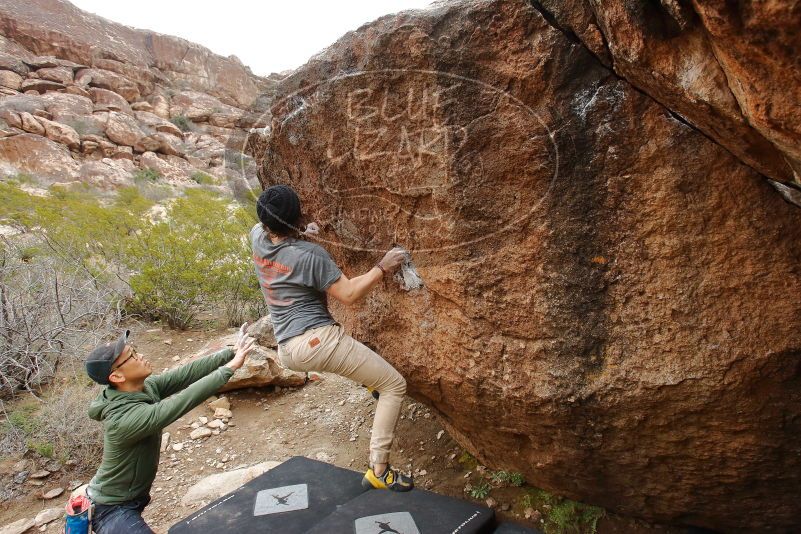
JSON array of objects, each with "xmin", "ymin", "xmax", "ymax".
[
  {"xmin": 180, "ymin": 461, "xmax": 280, "ymax": 506},
  {"xmin": 183, "ymin": 335, "xmax": 305, "ymax": 392},
  {"xmin": 34, "ymin": 507, "xmax": 61, "ymax": 527},
  {"xmin": 246, "ymin": 315, "xmax": 277, "ymax": 348},
  {"xmin": 0, "ymin": 517, "xmax": 35, "ymax": 534},
  {"xmin": 251, "ymin": 0, "xmax": 801, "ymax": 531}
]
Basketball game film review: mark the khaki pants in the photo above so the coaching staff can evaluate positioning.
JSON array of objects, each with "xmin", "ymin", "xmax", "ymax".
[{"xmin": 278, "ymin": 323, "xmax": 406, "ymax": 465}]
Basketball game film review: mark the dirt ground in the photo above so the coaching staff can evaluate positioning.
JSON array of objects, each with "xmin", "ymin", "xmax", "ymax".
[{"xmin": 0, "ymin": 322, "xmax": 692, "ymax": 533}]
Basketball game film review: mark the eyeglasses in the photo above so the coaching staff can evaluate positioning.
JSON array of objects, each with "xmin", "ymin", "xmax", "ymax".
[{"xmin": 112, "ymin": 346, "xmax": 140, "ymax": 371}]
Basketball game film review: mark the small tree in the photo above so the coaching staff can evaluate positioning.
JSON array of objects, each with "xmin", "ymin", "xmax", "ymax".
[{"xmin": 125, "ymin": 189, "xmax": 262, "ymax": 328}]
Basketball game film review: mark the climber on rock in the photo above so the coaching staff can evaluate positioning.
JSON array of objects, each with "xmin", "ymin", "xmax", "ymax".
[{"xmin": 250, "ymin": 184, "xmax": 414, "ymax": 492}]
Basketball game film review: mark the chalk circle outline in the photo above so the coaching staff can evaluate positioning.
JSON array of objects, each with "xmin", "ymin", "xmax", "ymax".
[{"xmin": 226, "ymin": 69, "xmax": 560, "ymax": 254}]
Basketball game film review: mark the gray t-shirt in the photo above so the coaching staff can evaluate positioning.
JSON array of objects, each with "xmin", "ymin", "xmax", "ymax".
[{"xmin": 250, "ymin": 224, "xmax": 342, "ymax": 344}]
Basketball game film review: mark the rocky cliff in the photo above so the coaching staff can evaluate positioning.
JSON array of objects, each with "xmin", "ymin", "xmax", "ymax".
[
  {"xmin": 0, "ymin": 0, "xmax": 277, "ymax": 189},
  {"xmin": 253, "ymin": 0, "xmax": 801, "ymax": 531}
]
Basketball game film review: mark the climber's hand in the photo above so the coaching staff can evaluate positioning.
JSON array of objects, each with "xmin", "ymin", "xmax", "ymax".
[
  {"xmin": 303, "ymin": 222, "xmax": 320, "ymax": 235},
  {"xmin": 378, "ymin": 247, "xmax": 408, "ymax": 273}
]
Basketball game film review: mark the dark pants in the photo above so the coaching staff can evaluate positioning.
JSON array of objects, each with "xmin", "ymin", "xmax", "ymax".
[{"xmin": 91, "ymin": 494, "xmax": 154, "ymax": 534}]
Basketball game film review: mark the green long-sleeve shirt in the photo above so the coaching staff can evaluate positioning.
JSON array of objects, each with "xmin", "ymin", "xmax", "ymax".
[{"xmin": 87, "ymin": 348, "xmax": 234, "ymax": 504}]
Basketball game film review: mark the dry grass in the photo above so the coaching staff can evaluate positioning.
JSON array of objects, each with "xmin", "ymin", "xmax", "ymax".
[{"xmin": 0, "ymin": 379, "xmax": 103, "ymax": 468}]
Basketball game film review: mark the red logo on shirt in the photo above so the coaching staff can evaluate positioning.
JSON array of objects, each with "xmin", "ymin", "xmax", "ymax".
[{"xmin": 253, "ymin": 255, "xmax": 295, "ymax": 306}]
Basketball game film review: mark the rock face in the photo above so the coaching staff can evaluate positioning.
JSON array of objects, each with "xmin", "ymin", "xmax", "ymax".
[
  {"xmin": 0, "ymin": 133, "xmax": 79, "ymax": 181},
  {"xmin": 0, "ymin": 0, "xmax": 263, "ymax": 108},
  {"xmin": 534, "ymin": 0, "xmax": 801, "ymax": 183},
  {"xmin": 0, "ymin": 0, "xmax": 279, "ymax": 190},
  {"xmin": 252, "ymin": 0, "xmax": 801, "ymax": 531}
]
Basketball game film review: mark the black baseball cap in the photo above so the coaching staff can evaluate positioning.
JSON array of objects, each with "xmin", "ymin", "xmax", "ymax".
[{"xmin": 85, "ymin": 330, "xmax": 130, "ymax": 385}]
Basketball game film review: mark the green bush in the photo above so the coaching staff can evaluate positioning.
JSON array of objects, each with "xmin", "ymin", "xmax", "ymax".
[
  {"xmin": 547, "ymin": 500, "xmax": 604, "ymax": 534},
  {"xmin": 519, "ymin": 489, "xmax": 605, "ymax": 534},
  {"xmin": 458, "ymin": 451, "xmax": 479, "ymax": 470},
  {"xmin": 133, "ymin": 168, "xmax": 161, "ymax": 183},
  {"xmin": 170, "ymin": 115, "xmax": 192, "ymax": 132},
  {"xmin": 191, "ymin": 171, "xmax": 217, "ymax": 185},
  {"xmin": 491, "ymin": 470, "xmax": 525, "ymax": 487},
  {"xmin": 3, "ymin": 172, "xmax": 35, "ymax": 185},
  {"xmin": 0, "ymin": 182, "xmax": 263, "ymax": 332},
  {"xmin": 469, "ymin": 480, "xmax": 492, "ymax": 500},
  {"xmin": 28, "ymin": 440, "xmax": 54, "ymax": 458},
  {"xmin": 0, "ymin": 183, "xmax": 152, "ymax": 275},
  {"xmin": 125, "ymin": 189, "xmax": 262, "ymax": 328},
  {"xmin": 4, "ymin": 402, "xmax": 39, "ymax": 435}
]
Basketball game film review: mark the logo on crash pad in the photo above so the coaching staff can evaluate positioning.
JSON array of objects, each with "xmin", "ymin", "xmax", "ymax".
[
  {"xmin": 354, "ymin": 512, "xmax": 420, "ymax": 534},
  {"xmin": 253, "ymin": 484, "xmax": 309, "ymax": 516}
]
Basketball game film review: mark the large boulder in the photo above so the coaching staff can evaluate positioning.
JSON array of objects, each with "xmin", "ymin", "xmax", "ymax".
[
  {"xmin": 79, "ymin": 159, "xmax": 135, "ymax": 189},
  {"xmin": 139, "ymin": 151, "xmax": 194, "ymax": 182},
  {"xmin": 38, "ymin": 116, "xmax": 80, "ymax": 149},
  {"xmin": 169, "ymin": 90, "xmax": 243, "ymax": 122},
  {"xmin": 19, "ymin": 78, "xmax": 64, "ymax": 93},
  {"xmin": 89, "ymin": 87, "xmax": 132, "ymax": 114},
  {"xmin": 133, "ymin": 131, "xmax": 184, "ymax": 157},
  {"xmin": 35, "ymin": 65, "xmax": 73, "ymax": 84},
  {"xmin": 251, "ymin": 0, "xmax": 801, "ymax": 531},
  {"xmin": 0, "ymin": 70, "xmax": 22, "ymax": 90},
  {"xmin": 18, "ymin": 111, "xmax": 44, "ymax": 135},
  {"xmin": 103, "ymin": 111, "xmax": 147, "ymax": 147},
  {"xmin": 0, "ymin": 93, "xmax": 44, "ymax": 115},
  {"xmin": 40, "ymin": 92, "xmax": 94, "ymax": 117},
  {"xmin": 134, "ymin": 110, "xmax": 184, "ymax": 139},
  {"xmin": 0, "ymin": 53, "xmax": 30, "ymax": 76},
  {"xmin": 74, "ymin": 68, "xmax": 140, "ymax": 102},
  {"xmin": 0, "ymin": 133, "xmax": 79, "ymax": 181}
]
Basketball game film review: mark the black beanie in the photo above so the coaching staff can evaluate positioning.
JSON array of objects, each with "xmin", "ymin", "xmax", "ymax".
[{"xmin": 256, "ymin": 185, "xmax": 301, "ymax": 235}]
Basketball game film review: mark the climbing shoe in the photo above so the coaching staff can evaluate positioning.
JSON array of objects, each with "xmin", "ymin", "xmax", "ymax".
[{"xmin": 362, "ymin": 466, "xmax": 414, "ymax": 492}]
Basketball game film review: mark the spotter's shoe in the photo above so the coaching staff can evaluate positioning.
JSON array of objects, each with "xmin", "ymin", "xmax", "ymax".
[{"xmin": 362, "ymin": 466, "xmax": 414, "ymax": 492}]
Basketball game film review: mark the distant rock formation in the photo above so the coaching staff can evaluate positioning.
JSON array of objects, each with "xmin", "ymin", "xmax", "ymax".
[
  {"xmin": 252, "ymin": 0, "xmax": 801, "ymax": 531},
  {"xmin": 0, "ymin": 0, "xmax": 278, "ymax": 190}
]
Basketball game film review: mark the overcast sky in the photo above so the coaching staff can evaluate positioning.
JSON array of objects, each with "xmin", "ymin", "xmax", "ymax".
[{"xmin": 69, "ymin": 0, "xmax": 435, "ymax": 76}]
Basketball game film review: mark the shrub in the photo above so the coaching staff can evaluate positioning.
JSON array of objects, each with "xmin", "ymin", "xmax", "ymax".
[
  {"xmin": 0, "ymin": 382, "xmax": 104, "ymax": 467},
  {"xmin": 469, "ymin": 480, "xmax": 492, "ymax": 500},
  {"xmin": 458, "ymin": 451, "xmax": 478, "ymax": 470},
  {"xmin": 191, "ymin": 171, "xmax": 217, "ymax": 185},
  {"xmin": 29, "ymin": 440, "xmax": 54, "ymax": 458},
  {"xmin": 133, "ymin": 168, "xmax": 161, "ymax": 183},
  {"xmin": 3, "ymin": 173, "xmax": 35, "ymax": 185},
  {"xmin": 4, "ymin": 402, "xmax": 39, "ymax": 435},
  {"xmin": 491, "ymin": 470, "xmax": 525, "ymax": 487},
  {"xmin": 170, "ymin": 115, "xmax": 192, "ymax": 132},
  {"xmin": 0, "ymin": 247, "xmax": 122, "ymax": 396},
  {"xmin": 125, "ymin": 189, "xmax": 262, "ymax": 328},
  {"xmin": 0, "ymin": 185, "xmax": 140, "ymax": 396},
  {"xmin": 546, "ymin": 500, "xmax": 604, "ymax": 534},
  {"xmin": 519, "ymin": 489, "xmax": 605, "ymax": 534}
]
